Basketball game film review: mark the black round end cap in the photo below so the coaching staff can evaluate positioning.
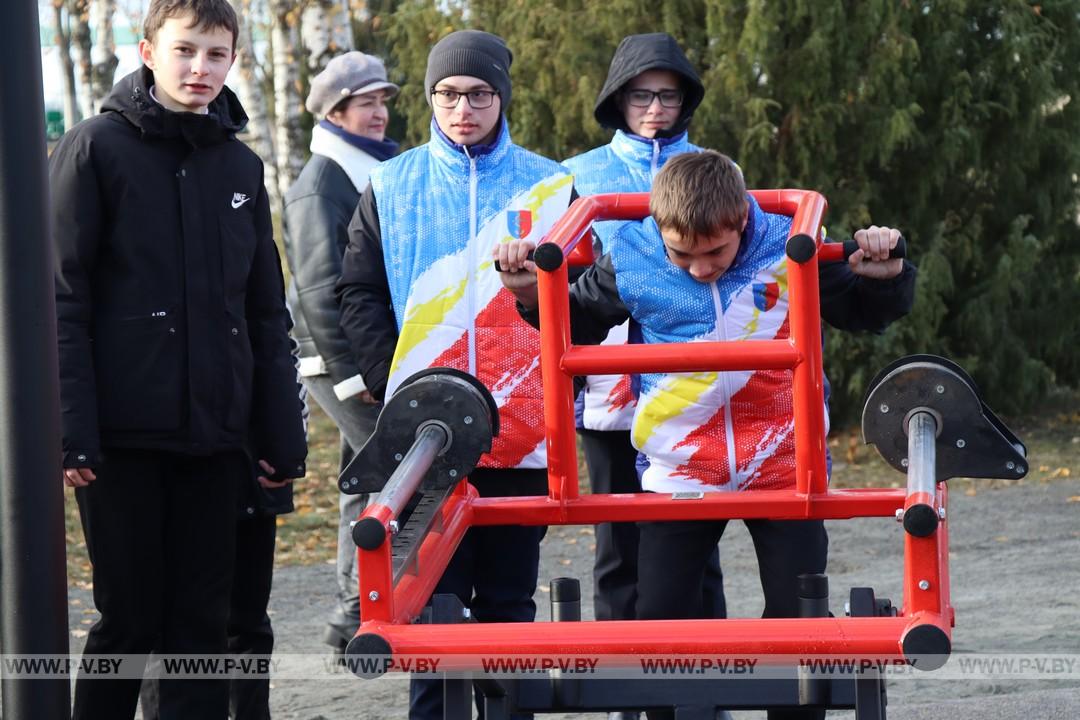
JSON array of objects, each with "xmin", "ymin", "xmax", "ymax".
[
  {"xmin": 902, "ymin": 624, "xmax": 951, "ymax": 671},
  {"xmin": 797, "ymin": 573, "xmax": 829, "ymax": 599},
  {"xmin": 352, "ymin": 517, "xmax": 387, "ymax": 550},
  {"xmin": 550, "ymin": 577, "xmax": 581, "ymax": 602},
  {"xmin": 533, "ymin": 242, "xmax": 565, "ymax": 272},
  {"xmin": 345, "ymin": 633, "xmax": 394, "ymax": 678},
  {"xmin": 902, "ymin": 504, "xmax": 939, "ymax": 538},
  {"xmin": 785, "ymin": 233, "xmax": 816, "ymax": 264}
]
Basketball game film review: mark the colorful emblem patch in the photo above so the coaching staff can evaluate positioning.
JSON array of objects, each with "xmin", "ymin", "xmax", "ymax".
[
  {"xmin": 753, "ymin": 282, "xmax": 780, "ymax": 311},
  {"xmin": 506, "ymin": 210, "xmax": 532, "ymax": 240}
]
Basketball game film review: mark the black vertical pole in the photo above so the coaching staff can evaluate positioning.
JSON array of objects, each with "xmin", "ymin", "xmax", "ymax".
[{"xmin": 0, "ymin": 0, "xmax": 72, "ymax": 718}]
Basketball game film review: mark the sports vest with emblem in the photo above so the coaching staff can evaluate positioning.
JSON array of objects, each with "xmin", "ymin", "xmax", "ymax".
[
  {"xmin": 370, "ymin": 118, "xmax": 573, "ymax": 469},
  {"xmin": 610, "ymin": 196, "xmax": 824, "ymax": 493},
  {"xmin": 563, "ymin": 130, "xmax": 701, "ymax": 432}
]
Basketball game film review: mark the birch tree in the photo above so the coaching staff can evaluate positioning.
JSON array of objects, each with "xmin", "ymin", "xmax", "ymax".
[
  {"xmin": 269, "ymin": 0, "xmax": 306, "ymax": 209},
  {"xmin": 68, "ymin": 0, "xmax": 94, "ymax": 120},
  {"xmin": 89, "ymin": 0, "xmax": 119, "ymax": 112},
  {"xmin": 230, "ymin": 0, "xmax": 281, "ymax": 210},
  {"xmin": 51, "ymin": 0, "xmax": 82, "ymax": 129},
  {"xmin": 301, "ymin": 0, "xmax": 353, "ymax": 75}
]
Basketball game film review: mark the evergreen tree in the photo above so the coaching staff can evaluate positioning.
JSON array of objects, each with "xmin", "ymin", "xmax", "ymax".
[{"xmin": 373, "ymin": 0, "xmax": 1080, "ymax": 419}]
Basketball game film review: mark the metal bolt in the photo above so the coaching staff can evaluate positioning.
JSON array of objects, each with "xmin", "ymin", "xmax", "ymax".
[
  {"xmin": 1017, "ymin": 465, "xmax": 1026, "ymax": 474},
  {"xmin": 394, "ymin": 453, "xmax": 403, "ymax": 462},
  {"xmin": 895, "ymin": 509, "xmax": 904, "ymax": 522},
  {"xmin": 956, "ymin": 439, "xmax": 966, "ymax": 449},
  {"xmin": 1006, "ymin": 461, "xmax": 1015, "ymax": 470},
  {"xmin": 918, "ymin": 580, "xmax": 930, "ymax": 591},
  {"xmin": 368, "ymin": 591, "xmax": 380, "ymax": 602},
  {"xmin": 388, "ymin": 520, "xmax": 399, "ymax": 534},
  {"xmin": 449, "ymin": 469, "xmax": 458, "ymax": 478},
  {"xmin": 901, "ymin": 458, "xmax": 909, "ymax": 468},
  {"xmin": 879, "ymin": 403, "xmax": 890, "ymax": 414},
  {"xmin": 350, "ymin": 477, "xmax": 358, "ymax": 486},
  {"xmin": 935, "ymin": 385, "xmax": 945, "ymax": 394},
  {"xmin": 409, "ymin": 400, "xmax": 418, "ymax": 408},
  {"xmin": 463, "ymin": 608, "xmax": 472, "ymax": 620},
  {"xmin": 463, "ymin": 416, "xmax": 473, "ymax": 425},
  {"xmin": 938, "ymin": 507, "xmax": 946, "ymax": 520}
]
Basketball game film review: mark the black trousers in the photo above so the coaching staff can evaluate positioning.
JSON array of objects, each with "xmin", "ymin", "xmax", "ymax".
[
  {"xmin": 140, "ymin": 514, "xmax": 278, "ymax": 720},
  {"xmin": 73, "ymin": 449, "xmax": 243, "ymax": 720},
  {"xmin": 578, "ymin": 429, "xmax": 726, "ymax": 620},
  {"xmin": 637, "ymin": 517, "xmax": 829, "ymax": 720},
  {"xmin": 409, "ymin": 468, "xmax": 548, "ymax": 720}
]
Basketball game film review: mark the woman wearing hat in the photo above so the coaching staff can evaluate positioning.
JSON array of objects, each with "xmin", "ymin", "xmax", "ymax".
[{"xmin": 281, "ymin": 50, "xmax": 400, "ymax": 658}]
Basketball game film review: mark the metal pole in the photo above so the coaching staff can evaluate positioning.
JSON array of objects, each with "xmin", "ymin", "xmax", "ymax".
[
  {"xmin": 0, "ymin": 0, "xmax": 71, "ymax": 717},
  {"xmin": 374, "ymin": 423, "xmax": 449, "ymax": 519},
  {"xmin": 903, "ymin": 411, "xmax": 940, "ymax": 537}
]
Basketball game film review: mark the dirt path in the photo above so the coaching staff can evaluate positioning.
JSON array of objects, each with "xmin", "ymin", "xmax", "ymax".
[{"xmin": 68, "ymin": 476, "xmax": 1080, "ymax": 719}]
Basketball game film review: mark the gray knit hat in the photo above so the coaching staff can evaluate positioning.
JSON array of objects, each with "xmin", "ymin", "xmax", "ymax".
[
  {"xmin": 306, "ymin": 51, "xmax": 399, "ymax": 118},
  {"xmin": 424, "ymin": 30, "xmax": 512, "ymax": 110}
]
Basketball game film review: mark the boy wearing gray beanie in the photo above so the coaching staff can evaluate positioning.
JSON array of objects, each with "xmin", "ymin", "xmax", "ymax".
[{"xmin": 336, "ymin": 30, "xmax": 574, "ymax": 720}]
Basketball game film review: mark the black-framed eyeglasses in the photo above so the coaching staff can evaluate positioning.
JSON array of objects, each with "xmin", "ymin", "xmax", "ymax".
[
  {"xmin": 431, "ymin": 88, "xmax": 500, "ymax": 109},
  {"xmin": 623, "ymin": 89, "xmax": 684, "ymax": 108}
]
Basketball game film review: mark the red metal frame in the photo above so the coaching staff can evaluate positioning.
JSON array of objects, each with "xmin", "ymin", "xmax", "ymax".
[{"xmin": 355, "ymin": 191, "xmax": 952, "ymax": 667}]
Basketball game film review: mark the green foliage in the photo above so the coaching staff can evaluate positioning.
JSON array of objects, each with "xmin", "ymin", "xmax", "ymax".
[{"xmin": 372, "ymin": 0, "xmax": 1080, "ymax": 421}]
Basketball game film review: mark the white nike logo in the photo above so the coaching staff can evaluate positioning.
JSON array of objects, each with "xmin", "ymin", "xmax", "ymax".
[{"xmin": 231, "ymin": 192, "xmax": 251, "ymax": 209}]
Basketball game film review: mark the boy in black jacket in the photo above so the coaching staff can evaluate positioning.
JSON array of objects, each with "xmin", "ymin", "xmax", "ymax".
[{"xmin": 50, "ymin": 0, "xmax": 306, "ymax": 717}]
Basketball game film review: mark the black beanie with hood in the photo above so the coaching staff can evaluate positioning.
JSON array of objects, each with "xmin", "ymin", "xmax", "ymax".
[{"xmin": 594, "ymin": 33, "xmax": 705, "ymax": 138}]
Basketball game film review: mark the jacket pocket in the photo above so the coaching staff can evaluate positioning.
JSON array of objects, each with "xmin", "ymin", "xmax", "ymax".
[
  {"xmin": 94, "ymin": 313, "xmax": 184, "ymax": 432},
  {"xmin": 223, "ymin": 313, "xmax": 254, "ymax": 432}
]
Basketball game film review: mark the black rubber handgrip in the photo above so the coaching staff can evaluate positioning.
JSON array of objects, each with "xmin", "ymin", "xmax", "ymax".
[
  {"xmin": 494, "ymin": 249, "xmax": 534, "ymax": 273},
  {"xmin": 841, "ymin": 234, "xmax": 906, "ymax": 261}
]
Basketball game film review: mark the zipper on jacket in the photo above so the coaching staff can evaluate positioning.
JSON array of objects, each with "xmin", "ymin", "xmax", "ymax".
[
  {"xmin": 711, "ymin": 282, "xmax": 739, "ymax": 490},
  {"xmin": 464, "ymin": 146, "xmax": 478, "ymax": 377},
  {"xmin": 650, "ymin": 139, "xmax": 660, "ymax": 180}
]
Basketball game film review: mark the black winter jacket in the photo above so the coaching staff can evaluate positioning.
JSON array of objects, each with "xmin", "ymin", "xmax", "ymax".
[
  {"xmin": 282, "ymin": 154, "xmax": 366, "ymax": 386},
  {"xmin": 50, "ymin": 67, "xmax": 307, "ymax": 476}
]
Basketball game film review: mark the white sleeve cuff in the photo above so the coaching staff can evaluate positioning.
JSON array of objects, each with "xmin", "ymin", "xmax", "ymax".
[{"xmin": 333, "ymin": 373, "xmax": 368, "ymax": 401}]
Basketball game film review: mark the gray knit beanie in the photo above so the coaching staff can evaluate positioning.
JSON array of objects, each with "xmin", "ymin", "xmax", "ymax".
[{"xmin": 424, "ymin": 30, "xmax": 512, "ymax": 110}]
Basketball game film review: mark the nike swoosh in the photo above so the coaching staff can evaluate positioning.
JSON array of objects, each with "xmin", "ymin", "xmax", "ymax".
[{"xmin": 231, "ymin": 197, "xmax": 251, "ymax": 209}]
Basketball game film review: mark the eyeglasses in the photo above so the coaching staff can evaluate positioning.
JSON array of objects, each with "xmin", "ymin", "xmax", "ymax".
[
  {"xmin": 623, "ymin": 89, "xmax": 684, "ymax": 108},
  {"xmin": 431, "ymin": 88, "xmax": 500, "ymax": 109}
]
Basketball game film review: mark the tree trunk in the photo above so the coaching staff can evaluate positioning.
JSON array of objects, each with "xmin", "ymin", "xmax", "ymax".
[
  {"xmin": 230, "ymin": 0, "xmax": 281, "ymax": 212},
  {"xmin": 89, "ymin": 0, "xmax": 118, "ymax": 113},
  {"xmin": 52, "ymin": 0, "xmax": 81, "ymax": 129},
  {"xmin": 68, "ymin": 0, "xmax": 94, "ymax": 120},
  {"xmin": 301, "ymin": 0, "xmax": 353, "ymax": 75},
  {"xmin": 269, "ymin": 0, "xmax": 305, "ymax": 208}
]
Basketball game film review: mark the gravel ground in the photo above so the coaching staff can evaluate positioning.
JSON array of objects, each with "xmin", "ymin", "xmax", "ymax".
[{"xmin": 67, "ymin": 477, "xmax": 1080, "ymax": 719}]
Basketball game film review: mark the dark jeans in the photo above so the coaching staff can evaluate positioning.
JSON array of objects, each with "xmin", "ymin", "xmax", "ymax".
[
  {"xmin": 302, "ymin": 374, "xmax": 380, "ymax": 646},
  {"xmin": 409, "ymin": 468, "xmax": 548, "ymax": 720},
  {"xmin": 578, "ymin": 429, "xmax": 726, "ymax": 620},
  {"xmin": 637, "ymin": 517, "xmax": 829, "ymax": 720},
  {"xmin": 73, "ymin": 449, "xmax": 242, "ymax": 720}
]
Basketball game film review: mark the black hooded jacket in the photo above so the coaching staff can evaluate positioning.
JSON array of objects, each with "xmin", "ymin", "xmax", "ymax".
[
  {"xmin": 593, "ymin": 33, "xmax": 706, "ymax": 138},
  {"xmin": 50, "ymin": 66, "xmax": 307, "ymax": 478}
]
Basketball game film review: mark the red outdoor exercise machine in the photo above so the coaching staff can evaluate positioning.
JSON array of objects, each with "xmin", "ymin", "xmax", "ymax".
[{"xmin": 339, "ymin": 191, "xmax": 1028, "ymax": 719}]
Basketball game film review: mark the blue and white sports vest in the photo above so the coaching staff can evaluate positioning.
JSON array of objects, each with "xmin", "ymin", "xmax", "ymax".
[
  {"xmin": 370, "ymin": 118, "xmax": 573, "ymax": 469},
  {"xmin": 610, "ymin": 196, "xmax": 825, "ymax": 493},
  {"xmin": 563, "ymin": 130, "xmax": 701, "ymax": 432}
]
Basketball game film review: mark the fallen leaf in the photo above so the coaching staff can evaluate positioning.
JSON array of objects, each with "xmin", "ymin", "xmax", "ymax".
[
  {"xmin": 1066, "ymin": 496, "xmax": 1080, "ymax": 503},
  {"xmin": 995, "ymin": 535, "xmax": 1009, "ymax": 542}
]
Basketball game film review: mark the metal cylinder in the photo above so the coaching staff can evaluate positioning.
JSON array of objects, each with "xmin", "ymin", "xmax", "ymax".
[
  {"xmin": 0, "ymin": 1, "xmax": 71, "ymax": 717},
  {"xmin": 904, "ymin": 411, "xmax": 940, "ymax": 537},
  {"xmin": 374, "ymin": 422, "xmax": 450, "ymax": 519},
  {"xmin": 550, "ymin": 577, "xmax": 581, "ymax": 622},
  {"xmin": 906, "ymin": 411, "xmax": 938, "ymax": 498}
]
